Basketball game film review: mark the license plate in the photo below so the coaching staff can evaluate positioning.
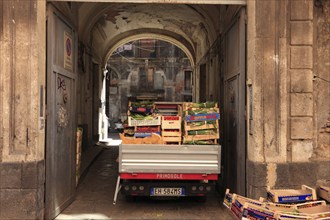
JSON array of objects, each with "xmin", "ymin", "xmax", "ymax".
[{"xmin": 150, "ymin": 187, "xmax": 185, "ymax": 196}]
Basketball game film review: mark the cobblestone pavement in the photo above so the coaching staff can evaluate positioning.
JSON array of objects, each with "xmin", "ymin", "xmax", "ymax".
[{"xmin": 56, "ymin": 136, "xmax": 234, "ymax": 220}]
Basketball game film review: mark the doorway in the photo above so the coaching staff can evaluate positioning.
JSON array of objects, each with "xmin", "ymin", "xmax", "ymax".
[{"xmin": 45, "ymin": 2, "xmax": 247, "ymax": 218}]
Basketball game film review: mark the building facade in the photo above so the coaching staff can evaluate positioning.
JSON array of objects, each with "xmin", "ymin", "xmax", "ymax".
[{"xmin": 0, "ymin": 0, "xmax": 329, "ymax": 219}]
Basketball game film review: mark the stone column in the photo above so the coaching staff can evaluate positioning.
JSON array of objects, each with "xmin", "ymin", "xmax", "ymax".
[
  {"xmin": 246, "ymin": 0, "xmax": 289, "ymax": 198},
  {"xmin": 0, "ymin": 0, "xmax": 46, "ymax": 219},
  {"xmin": 289, "ymin": 0, "xmax": 314, "ymax": 162}
]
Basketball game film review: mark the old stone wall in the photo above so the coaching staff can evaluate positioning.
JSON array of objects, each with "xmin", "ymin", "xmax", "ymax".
[
  {"xmin": 313, "ymin": 0, "xmax": 330, "ymax": 164},
  {"xmin": 0, "ymin": 0, "xmax": 46, "ymax": 219},
  {"xmin": 246, "ymin": 0, "xmax": 330, "ymax": 199}
]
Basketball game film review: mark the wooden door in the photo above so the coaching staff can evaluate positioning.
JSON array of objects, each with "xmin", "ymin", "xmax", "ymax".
[
  {"xmin": 222, "ymin": 8, "xmax": 246, "ymax": 195},
  {"xmin": 45, "ymin": 5, "xmax": 77, "ymax": 219}
]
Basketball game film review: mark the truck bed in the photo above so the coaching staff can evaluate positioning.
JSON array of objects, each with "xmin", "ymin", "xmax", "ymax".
[{"xmin": 119, "ymin": 144, "xmax": 221, "ymax": 174}]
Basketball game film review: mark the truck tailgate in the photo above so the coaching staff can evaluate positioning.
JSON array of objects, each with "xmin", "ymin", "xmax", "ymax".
[{"xmin": 119, "ymin": 144, "xmax": 221, "ymax": 174}]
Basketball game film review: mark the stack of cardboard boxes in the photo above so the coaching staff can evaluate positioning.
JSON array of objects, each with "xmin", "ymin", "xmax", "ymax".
[{"xmin": 224, "ymin": 185, "xmax": 330, "ymax": 220}]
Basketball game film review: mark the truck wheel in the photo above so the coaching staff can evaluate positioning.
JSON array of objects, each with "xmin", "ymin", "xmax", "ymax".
[{"xmin": 125, "ymin": 195, "xmax": 136, "ymax": 202}]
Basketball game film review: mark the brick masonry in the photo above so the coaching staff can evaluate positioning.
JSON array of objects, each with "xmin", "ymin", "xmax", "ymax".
[{"xmin": 0, "ymin": 161, "xmax": 45, "ymax": 220}]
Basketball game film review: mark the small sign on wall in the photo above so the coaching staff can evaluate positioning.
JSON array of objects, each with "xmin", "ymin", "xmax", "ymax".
[{"xmin": 64, "ymin": 31, "xmax": 73, "ymax": 71}]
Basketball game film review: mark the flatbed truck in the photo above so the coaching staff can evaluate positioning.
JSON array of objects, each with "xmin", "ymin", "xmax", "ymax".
[{"xmin": 113, "ymin": 143, "xmax": 221, "ymax": 204}]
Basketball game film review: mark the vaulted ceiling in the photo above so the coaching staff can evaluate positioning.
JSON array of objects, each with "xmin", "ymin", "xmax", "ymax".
[{"xmin": 77, "ymin": 3, "xmax": 223, "ymax": 66}]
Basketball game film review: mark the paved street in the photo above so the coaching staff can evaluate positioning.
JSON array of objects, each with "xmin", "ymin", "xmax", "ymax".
[{"xmin": 56, "ymin": 136, "xmax": 234, "ymax": 220}]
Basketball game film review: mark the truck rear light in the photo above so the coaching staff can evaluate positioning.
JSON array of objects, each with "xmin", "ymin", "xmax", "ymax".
[
  {"xmin": 206, "ymin": 186, "xmax": 211, "ymax": 191},
  {"xmin": 139, "ymin": 186, "xmax": 144, "ymax": 191},
  {"xmin": 132, "ymin": 186, "xmax": 137, "ymax": 191},
  {"xmin": 192, "ymin": 186, "xmax": 197, "ymax": 191},
  {"xmin": 198, "ymin": 186, "xmax": 204, "ymax": 191},
  {"xmin": 124, "ymin": 186, "xmax": 130, "ymax": 191}
]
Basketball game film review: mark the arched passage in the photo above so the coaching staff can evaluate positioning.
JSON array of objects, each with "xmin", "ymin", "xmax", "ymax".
[{"xmin": 103, "ymin": 31, "xmax": 196, "ymax": 68}]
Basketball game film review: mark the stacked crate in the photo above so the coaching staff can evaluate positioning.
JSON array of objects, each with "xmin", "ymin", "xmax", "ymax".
[
  {"xmin": 161, "ymin": 116, "xmax": 182, "ymax": 144},
  {"xmin": 127, "ymin": 101, "xmax": 161, "ymax": 138},
  {"xmin": 183, "ymin": 102, "xmax": 220, "ymax": 144},
  {"xmin": 155, "ymin": 102, "xmax": 183, "ymax": 145}
]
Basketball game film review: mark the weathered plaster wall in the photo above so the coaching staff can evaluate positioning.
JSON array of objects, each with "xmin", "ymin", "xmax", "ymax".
[{"xmin": 0, "ymin": 0, "xmax": 46, "ymax": 219}]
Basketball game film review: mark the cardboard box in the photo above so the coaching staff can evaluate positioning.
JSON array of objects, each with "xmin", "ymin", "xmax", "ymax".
[
  {"xmin": 230, "ymin": 193, "xmax": 264, "ymax": 219},
  {"xmin": 318, "ymin": 186, "xmax": 330, "ymax": 202},
  {"xmin": 276, "ymin": 212, "xmax": 312, "ymax": 220},
  {"xmin": 296, "ymin": 201, "xmax": 330, "ymax": 219},
  {"xmin": 267, "ymin": 185, "xmax": 317, "ymax": 203},
  {"xmin": 264, "ymin": 202, "xmax": 296, "ymax": 213},
  {"xmin": 242, "ymin": 203, "xmax": 276, "ymax": 220},
  {"xmin": 223, "ymin": 189, "xmax": 233, "ymax": 209}
]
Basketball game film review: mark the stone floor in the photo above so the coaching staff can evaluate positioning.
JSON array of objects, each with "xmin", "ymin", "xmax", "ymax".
[{"xmin": 56, "ymin": 133, "xmax": 234, "ymax": 220}]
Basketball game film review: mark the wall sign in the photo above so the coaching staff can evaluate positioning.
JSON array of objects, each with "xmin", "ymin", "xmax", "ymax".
[{"xmin": 64, "ymin": 31, "xmax": 73, "ymax": 71}]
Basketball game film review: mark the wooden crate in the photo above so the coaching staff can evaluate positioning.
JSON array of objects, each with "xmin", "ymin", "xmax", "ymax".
[
  {"xmin": 155, "ymin": 102, "xmax": 183, "ymax": 116},
  {"xmin": 128, "ymin": 115, "xmax": 161, "ymax": 126},
  {"xmin": 183, "ymin": 102, "xmax": 218, "ymax": 109},
  {"xmin": 183, "ymin": 133, "xmax": 219, "ymax": 141},
  {"xmin": 135, "ymin": 125, "xmax": 160, "ymax": 133},
  {"xmin": 162, "ymin": 130, "xmax": 181, "ymax": 137},
  {"xmin": 185, "ymin": 112, "xmax": 220, "ymax": 122},
  {"xmin": 162, "ymin": 136, "xmax": 182, "ymax": 142},
  {"xmin": 185, "ymin": 121, "xmax": 218, "ymax": 131},
  {"xmin": 161, "ymin": 116, "xmax": 182, "ymax": 129}
]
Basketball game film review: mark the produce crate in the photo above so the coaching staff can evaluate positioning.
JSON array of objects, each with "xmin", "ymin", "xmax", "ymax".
[
  {"xmin": 162, "ymin": 136, "xmax": 182, "ymax": 143},
  {"xmin": 128, "ymin": 115, "xmax": 161, "ymax": 126},
  {"xmin": 296, "ymin": 201, "xmax": 330, "ymax": 219},
  {"xmin": 161, "ymin": 116, "xmax": 182, "ymax": 129},
  {"xmin": 135, "ymin": 125, "xmax": 160, "ymax": 133},
  {"xmin": 230, "ymin": 194, "xmax": 265, "ymax": 220},
  {"xmin": 183, "ymin": 133, "xmax": 219, "ymax": 142},
  {"xmin": 223, "ymin": 189, "xmax": 233, "ymax": 209},
  {"xmin": 267, "ymin": 185, "xmax": 317, "ymax": 204},
  {"xmin": 162, "ymin": 130, "xmax": 181, "ymax": 137},
  {"xmin": 134, "ymin": 132, "xmax": 161, "ymax": 138},
  {"xmin": 185, "ymin": 120, "xmax": 219, "ymax": 131},
  {"xmin": 317, "ymin": 186, "xmax": 330, "ymax": 202},
  {"xmin": 275, "ymin": 212, "xmax": 312, "ymax": 220},
  {"xmin": 185, "ymin": 112, "xmax": 220, "ymax": 122},
  {"xmin": 155, "ymin": 102, "xmax": 183, "ymax": 116},
  {"xmin": 264, "ymin": 202, "xmax": 296, "ymax": 213},
  {"xmin": 242, "ymin": 203, "xmax": 276, "ymax": 220},
  {"xmin": 183, "ymin": 102, "xmax": 218, "ymax": 109}
]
